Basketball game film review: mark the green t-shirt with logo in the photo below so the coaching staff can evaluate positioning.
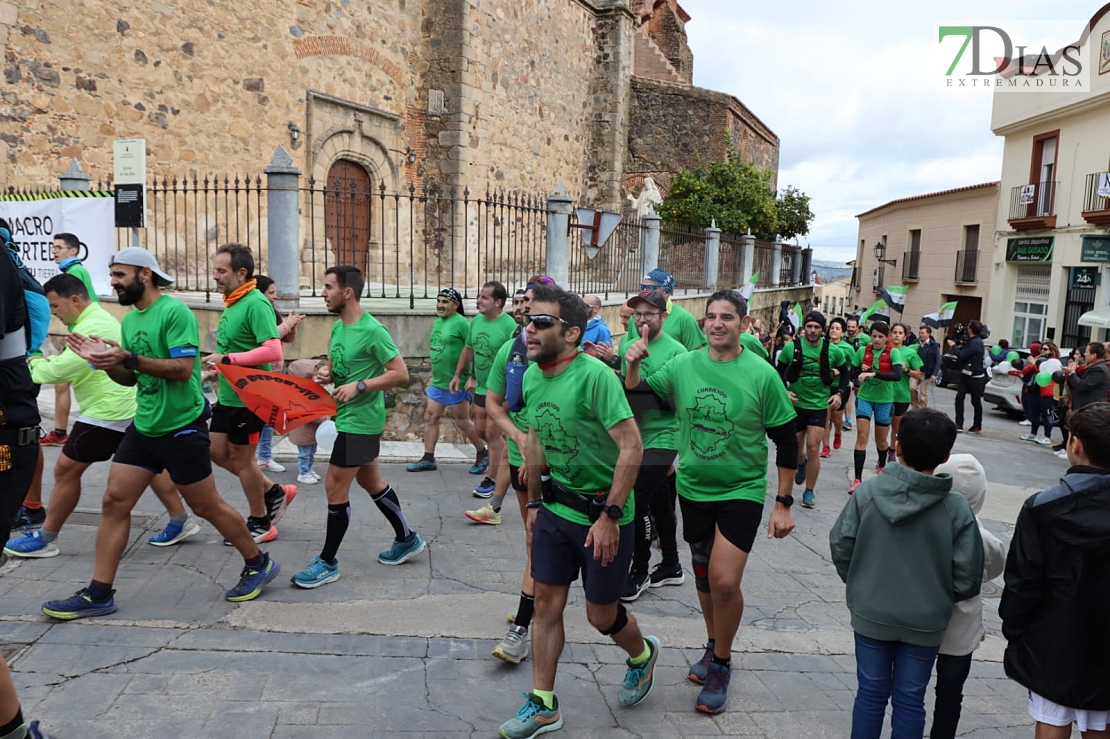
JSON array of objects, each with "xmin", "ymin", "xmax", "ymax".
[
  {"xmin": 486, "ymin": 334, "xmax": 528, "ymax": 466},
  {"xmin": 429, "ymin": 313, "xmax": 470, "ymax": 390},
  {"xmin": 330, "ymin": 312, "xmax": 401, "ymax": 435},
  {"xmin": 216, "ymin": 287, "xmax": 280, "ymax": 407},
  {"xmin": 619, "ymin": 330, "xmax": 686, "ymax": 450},
  {"xmin": 121, "ymin": 294, "xmax": 205, "ymax": 436},
  {"xmin": 467, "ymin": 311, "xmax": 517, "ymax": 395},
  {"xmin": 645, "ymin": 347, "xmax": 796, "ymax": 504},
  {"xmin": 522, "ymin": 353, "xmax": 635, "ymax": 526},
  {"xmin": 853, "ymin": 344, "xmax": 904, "ymax": 404},
  {"xmin": 892, "ymin": 345, "xmax": 924, "ymax": 404},
  {"xmin": 62, "ymin": 261, "xmax": 98, "ymax": 302},
  {"xmin": 777, "ymin": 339, "xmax": 848, "ymax": 411}
]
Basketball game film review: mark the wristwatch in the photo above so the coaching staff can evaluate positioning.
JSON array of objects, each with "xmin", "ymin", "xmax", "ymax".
[
  {"xmin": 356, "ymin": 380, "xmax": 367, "ymax": 394},
  {"xmin": 221, "ymin": 356, "xmax": 232, "ymax": 365},
  {"xmin": 603, "ymin": 504, "xmax": 623, "ymax": 520},
  {"xmin": 123, "ymin": 352, "xmax": 139, "ymax": 370},
  {"xmin": 775, "ymin": 494, "xmax": 794, "ymax": 508}
]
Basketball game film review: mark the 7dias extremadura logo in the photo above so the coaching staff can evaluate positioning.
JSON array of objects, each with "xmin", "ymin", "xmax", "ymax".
[{"xmin": 938, "ymin": 22, "xmax": 1091, "ymax": 92}]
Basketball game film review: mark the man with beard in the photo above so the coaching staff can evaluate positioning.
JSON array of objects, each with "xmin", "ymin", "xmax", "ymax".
[
  {"xmin": 451, "ymin": 281, "xmax": 516, "ymax": 498},
  {"xmin": 499, "ymin": 283, "xmax": 658, "ymax": 739},
  {"xmin": 42, "ymin": 247, "xmax": 281, "ymax": 619},
  {"xmin": 202, "ymin": 243, "xmax": 296, "ymax": 544},
  {"xmin": 291, "ymin": 266, "xmax": 425, "ymax": 588}
]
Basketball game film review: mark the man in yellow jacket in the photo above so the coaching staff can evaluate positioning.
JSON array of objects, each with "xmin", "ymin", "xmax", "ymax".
[{"xmin": 4, "ymin": 274, "xmax": 199, "ymax": 558}]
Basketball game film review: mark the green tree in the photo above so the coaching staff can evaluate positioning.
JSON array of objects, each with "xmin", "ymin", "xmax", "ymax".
[{"xmin": 774, "ymin": 185, "xmax": 815, "ymax": 242}]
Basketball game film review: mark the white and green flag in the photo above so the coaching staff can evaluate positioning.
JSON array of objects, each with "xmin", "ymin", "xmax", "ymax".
[
  {"xmin": 878, "ymin": 285, "xmax": 907, "ymax": 314},
  {"xmin": 738, "ymin": 270, "xmax": 760, "ymax": 301},
  {"xmin": 787, "ymin": 302, "xmax": 803, "ymax": 332},
  {"xmin": 923, "ymin": 301, "xmax": 958, "ymax": 329},
  {"xmin": 860, "ymin": 299, "xmax": 890, "ymax": 325}
]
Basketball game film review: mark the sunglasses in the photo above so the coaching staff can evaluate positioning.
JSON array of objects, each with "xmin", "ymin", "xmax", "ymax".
[
  {"xmin": 526, "ymin": 314, "xmax": 571, "ymax": 330},
  {"xmin": 639, "ymin": 283, "xmax": 660, "ymax": 292}
]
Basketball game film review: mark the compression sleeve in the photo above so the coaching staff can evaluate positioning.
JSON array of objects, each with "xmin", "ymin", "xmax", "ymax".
[
  {"xmin": 766, "ymin": 421, "xmax": 798, "ymax": 470},
  {"xmin": 230, "ymin": 338, "xmax": 283, "ymax": 366}
]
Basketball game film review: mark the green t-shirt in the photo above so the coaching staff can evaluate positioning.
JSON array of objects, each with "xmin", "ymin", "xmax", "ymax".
[
  {"xmin": 121, "ymin": 294, "xmax": 205, "ymax": 436},
  {"xmin": 486, "ymin": 335, "xmax": 528, "ymax": 466},
  {"xmin": 467, "ymin": 311, "xmax": 517, "ymax": 395},
  {"xmin": 620, "ymin": 329, "xmax": 686, "ymax": 450},
  {"xmin": 740, "ymin": 331, "xmax": 769, "ymax": 360},
  {"xmin": 645, "ymin": 347, "xmax": 796, "ymax": 504},
  {"xmin": 330, "ymin": 312, "xmax": 401, "ymax": 435},
  {"xmin": 892, "ymin": 344, "xmax": 924, "ymax": 404},
  {"xmin": 62, "ymin": 261, "xmax": 98, "ymax": 302},
  {"xmin": 429, "ymin": 313, "xmax": 470, "ymax": 390},
  {"xmin": 853, "ymin": 344, "xmax": 904, "ymax": 404},
  {"xmin": 777, "ymin": 339, "xmax": 848, "ymax": 411},
  {"xmin": 522, "ymin": 353, "xmax": 635, "ymax": 526},
  {"xmin": 215, "ymin": 288, "xmax": 280, "ymax": 407}
]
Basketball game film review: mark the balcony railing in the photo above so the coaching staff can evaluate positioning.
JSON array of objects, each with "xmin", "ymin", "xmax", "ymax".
[
  {"xmin": 902, "ymin": 250, "xmax": 921, "ymax": 281},
  {"xmin": 1008, "ymin": 181, "xmax": 1058, "ymax": 230},
  {"xmin": 954, "ymin": 249, "xmax": 979, "ymax": 284},
  {"xmin": 1081, "ymin": 172, "xmax": 1110, "ymax": 226}
]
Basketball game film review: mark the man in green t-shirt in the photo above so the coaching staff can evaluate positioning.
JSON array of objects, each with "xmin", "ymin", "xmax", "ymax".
[
  {"xmin": 775, "ymin": 311, "xmax": 850, "ymax": 510},
  {"xmin": 637, "ymin": 268, "xmax": 707, "ymax": 351},
  {"xmin": 407, "ymin": 288, "xmax": 487, "ymax": 473},
  {"xmin": 202, "ymin": 243, "xmax": 296, "ymax": 545},
  {"xmin": 450, "ymin": 281, "xmax": 517, "ymax": 497},
  {"xmin": 617, "ymin": 288, "xmax": 687, "ymax": 602},
  {"xmin": 499, "ymin": 284, "xmax": 660, "ymax": 739},
  {"xmin": 290, "ymin": 266, "xmax": 425, "ymax": 589},
  {"xmin": 42, "ymin": 247, "xmax": 281, "ymax": 620},
  {"xmin": 848, "ymin": 321, "xmax": 904, "ymax": 493},
  {"xmin": 624, "ymin": 289, "xmax": 799, "ymax": 715}
]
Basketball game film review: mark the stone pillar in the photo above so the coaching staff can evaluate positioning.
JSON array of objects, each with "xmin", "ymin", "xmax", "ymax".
[
  {"xmin": 264, "ymin": 146, "xmax": 302, "ymax": 311},
  {"xmin": 801, "ymin": 247, "xmax": 813, "ymax": 284},
  {"xmin": 739, "ymin": 232, "xmax": 755, "ymax": 286},
  {"xmin": 546, "ymin": 186, "xmax": 574, "ymax": 288},
  {"xmin": 58, "ymin": 158, "xmax": 92, "ymax": 191},
  {"xmin": 641, "ymin": 209, "xmax": 661, "ymax": 275},
  {"xmin": 791, "ymin": 246, "xmax": 803, "ymax": 284},
  {"xmin": 704, "ymin": 223, "xmax": 721, "ymax": 290},
  {"xmin": 585, "ymin": 3, "xmax": 635, "ymax": 209},
  {"xmin": 771, "ymin": 239, "xmax": 783, "ymax": 287}
]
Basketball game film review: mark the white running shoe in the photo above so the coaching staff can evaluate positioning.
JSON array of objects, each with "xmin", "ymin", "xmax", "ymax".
[
  {"xmin": 297, "ymin": 471, "xmax": 321, "ymax": 484},
  {"xmin": 258, "ymin": 460, "xmax": 286, "ymax": 473}
]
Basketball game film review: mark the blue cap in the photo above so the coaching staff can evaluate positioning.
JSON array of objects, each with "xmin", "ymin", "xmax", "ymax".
[{"xmin": 643, "ymin": 268, "xmax": 675, "ymax": 294}]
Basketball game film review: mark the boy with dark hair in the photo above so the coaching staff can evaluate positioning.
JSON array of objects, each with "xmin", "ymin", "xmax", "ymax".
[
  {"xmin": 1000, "ymin": 401, "xmax": 1110, "ymax": 738},
  {"xmin": 830, "ymin": 408, "xmax": 984, "ymax": 739}
]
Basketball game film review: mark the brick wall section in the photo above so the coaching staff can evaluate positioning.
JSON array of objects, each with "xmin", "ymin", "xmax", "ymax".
[
  {"xmin": 643, "ymin": 1, "xmax": 692, "ymax": 83},
  {"xmin": 633, "ymin": 27, "xmax": 683, "ymax": 84}
]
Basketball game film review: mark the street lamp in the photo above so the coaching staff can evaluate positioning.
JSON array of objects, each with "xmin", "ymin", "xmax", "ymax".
[{"xmin": 873, "ymin": 241, "xmax": 898, "ymax": 266}]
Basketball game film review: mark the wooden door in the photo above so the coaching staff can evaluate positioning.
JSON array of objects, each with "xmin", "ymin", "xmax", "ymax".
[{"xmin": 324, "ymin": 159, "xmax": 372, "ymax": 276}]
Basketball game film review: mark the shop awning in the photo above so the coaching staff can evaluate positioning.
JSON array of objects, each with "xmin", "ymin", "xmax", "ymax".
[{"xmin": 1078, "ymin": 307, "xmax": 1110, "ymax": 328}]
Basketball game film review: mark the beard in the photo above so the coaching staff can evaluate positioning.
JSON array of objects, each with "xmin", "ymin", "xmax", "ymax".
[{"xmin": 117, "ymin": 280, "xmax": 145, "ymax": 306}]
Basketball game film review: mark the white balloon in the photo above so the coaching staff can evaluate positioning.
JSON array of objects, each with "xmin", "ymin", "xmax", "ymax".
[{"xmin": 316, "ymin": 420, "xmax": 338, "ymax": 454}]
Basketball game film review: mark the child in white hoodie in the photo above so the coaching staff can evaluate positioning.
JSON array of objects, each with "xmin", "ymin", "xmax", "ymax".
[{"xmin": 929, "ymin": 454, "xmax": 1008, "ymax": 739}]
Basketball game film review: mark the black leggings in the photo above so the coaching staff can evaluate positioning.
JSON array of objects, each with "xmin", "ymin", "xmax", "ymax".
[
  {"xmin": 930, "ymin": 652, "xmax": 973, "ymax": 739},
  {"xmin": 630, "ymin": 449, "xmax": 679, "ymax": 574},
  {"xmin": 1, "ymin": 444, "xmax": 40, "ymax": 543}
]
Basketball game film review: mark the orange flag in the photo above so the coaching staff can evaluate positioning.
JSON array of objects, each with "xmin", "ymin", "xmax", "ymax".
[{"xmin": 215, "ymin": 365, "xmax": 336, "ymax": 434}]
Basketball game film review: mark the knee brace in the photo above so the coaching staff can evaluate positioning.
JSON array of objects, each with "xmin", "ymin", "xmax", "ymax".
[
  {"xmin": 599, "ymin": 603, "xmax": 629, "ymax": 636},
  {"xmin": 690, "ymin": 537, "xmax": 712, "ymax": 593}
]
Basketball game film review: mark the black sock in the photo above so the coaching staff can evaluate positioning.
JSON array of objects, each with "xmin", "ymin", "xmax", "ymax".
[
  {"xmin": 854, "ymin": 450, "xmax": 866, "ymax": 480},
  {"xmin": 248, "ymin": 514, "xmax": 272, "ymax": 528},
  {"xmin": 514, "ymin": 592, "xmax": 535, "ymax": 630},
  {"xmin": 372, "ymin": 485, "xmax": 412, "ymax": 541},
  {"xmin": 0, "ymin": 708, "xmax": 26, "ymax": 739},
  {"xmin": 245, "ymin": 552, "xmax": 267, "ymax": 569},
  {"xmin": 876, "ymin": 445, "xmax": 887, "ymax": 466},
  {"xmin": 54, "ymin": 428, "xmax": 66, "ymax": 437},
  {"xmin": 87, "ymin": 580, "xmax": 113, "ymax": 601},
  {"xmin": 711, "ymin": 654, "xmax": 731, "ymax": 669},
  {"xmin": 320, "ymin": 503, "xmax": 350, "ymax": 564},
  {"xmin": 421, "ymin": 452, "xmax": 435, "ymax": 462}
]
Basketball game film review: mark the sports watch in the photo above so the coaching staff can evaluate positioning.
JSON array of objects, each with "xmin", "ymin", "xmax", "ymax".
[
  {"xmin": 603, "ymin": 504, "xmax": 623, "ymax": 520},
  {"xmin": 356, "ymin": 380, "xmax": 367, "ymax": 394},
  {"xmin": 123, "ymin": 353, "xmax": 140, "ymax": 370},
  {"xmin": 775, "ymin": 494, "xmax": 794, "ymax": 508}
]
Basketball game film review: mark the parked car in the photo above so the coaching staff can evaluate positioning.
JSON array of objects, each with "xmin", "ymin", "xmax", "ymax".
[{"xmin": 983, "ymin": 347, "xmax": 1051, "ymax": 416}]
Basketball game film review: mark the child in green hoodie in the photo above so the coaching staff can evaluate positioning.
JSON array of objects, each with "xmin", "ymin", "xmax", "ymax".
[{"xmin": 830, "ymin": 408, "xmax": 984, "ymax": 739}]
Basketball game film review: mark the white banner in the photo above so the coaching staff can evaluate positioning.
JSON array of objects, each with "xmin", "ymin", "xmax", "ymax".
[
  {"xmin": 0, "ymin": 196, "xmax": 114, "ymax": 297},
  {"xmin": 1098, "ymin": 172, "xmax": 1110, "ymax": 199}
]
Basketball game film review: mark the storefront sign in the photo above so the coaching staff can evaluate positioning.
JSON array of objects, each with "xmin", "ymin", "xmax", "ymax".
[
  {"xmin": 1006, "ymin": 236, "xmax": 1054, "ymax": 263},
  {"xmin": 1080, "ymin": 235, "xmax": 1110, "ymax": 263},
  {"xmin": 1069, "ymin": 266, "xmax": 1101, "ymax": 289}
]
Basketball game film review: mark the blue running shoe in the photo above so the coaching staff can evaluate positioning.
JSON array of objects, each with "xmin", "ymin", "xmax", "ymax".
[
  {"xmin": 42, "ymin": 588, "xmax": 117, "ymax": 620},
  {"xmin": 619, "ymin": 635, "xmax": 660, "ymax": 706},
  {"xmin": 225, "ymin": 553, "xmax": 281, "ymax": 602},
  {"xmin": 378, "ymin": 533, "xmax": 426, "ymax": 565},
  {"xmin": 291, "ymin": 556, "xmax": 340, "ymax": 589},
  {"xmin": 12, "ymin": 505, "xmax": 46, "ymax": 535},
  {"xmin": 5, "ymin": 530, "xmax": 59, "ymax": 558},
  {"xmin": 696, "ymin": 662, "xmax": 731, "ymax": 714},
  {"xmin": 473, "ymin": 476, "xmax": 496, "ymax": 498},
  {"xmin": 28, "ymin": 720, "xmax": 54, "ymax": 739},
  {"xmin": 794, "ymin": 458, "xmax": 807, "ymax": 486},
  {"xmin": 801, "ymin": 490, "xmax": 816, "ymax": 509},
  {"xmin": 499, "ymin": 692, "xmax": 562, "ymax": 739},
  {"xmin": 688, "ymin": 643, "xmax": 713, "ymax": 684},
  {"xmin": 406, "ymin": 459, "xmax": 438, "ymax": 472},
  {"xmin": 469, "ymin": 451, "xmax": 490, "ymax": 475},
  {"xmin": 148, "ymin": 520, "xmax": 201, "ymax": 547}
]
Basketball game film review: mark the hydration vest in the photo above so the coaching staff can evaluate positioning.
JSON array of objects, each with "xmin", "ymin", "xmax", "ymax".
[
  {"xmin": 863, "ymin": 341, "xmax": 894, "ymax": 374},
  {"xmin": 504, "ymin": 332, "xmax": 529, "ymax": 413},
  {"xmin": 786, "ymin": 337, "xmax": 834, "ymax": 386}
]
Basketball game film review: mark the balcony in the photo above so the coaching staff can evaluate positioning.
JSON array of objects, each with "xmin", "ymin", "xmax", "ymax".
[
  {"xmin": 1007, "ymin": 181, "xmax": 1058, "ymax": 230},
  {"xmin": 954, "ymin": 249, "xmax": 979, "ymax": 284},
  {"xmin": 1081, "ymin": 172, "xmax": 1110, "ymax": 226},
  {"xmin": 902, "ymin": 251, "xmax": 921, "ymax": 281}
]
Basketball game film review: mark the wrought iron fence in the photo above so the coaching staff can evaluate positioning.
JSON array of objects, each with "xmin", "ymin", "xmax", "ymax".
[
  {"xmin": 752, "ymin": 239, "xmax": 776, "ymax": 283},
  {"xmin": 566, "ymin": 212, "xmax": 646, "ymax": 299},
  {"xmin": 657, "ymin": 221, "xmax": 708, "ymax": 294}
]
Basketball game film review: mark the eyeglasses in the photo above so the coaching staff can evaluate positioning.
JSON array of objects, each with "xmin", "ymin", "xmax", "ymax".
[
  {"xmin": 526, "ymin": 314, "xmax": 570, "ymax": 330},
  {"xmin": 632, "ymin": 311, "xmax": 662, "ymax": 319}
]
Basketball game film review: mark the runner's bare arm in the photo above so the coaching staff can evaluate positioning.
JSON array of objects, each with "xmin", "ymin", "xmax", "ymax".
[
  {"xmin": 485, "ymin": 390, "xmax": 527, "ymax": 450},
  {"xmin": 333, "ymin": 354, "xmax": 408, "ymax": 403},
  {"xmin": 524, "ymin": 428, "xmax": 546, "ymax": 504},
  {"xmin": 602, "ymin": 417, "xmax": 642, "ymax": 511},
  {"xmin": 450, "ymin": 345, "xmax": 474, "ymax": 393}
]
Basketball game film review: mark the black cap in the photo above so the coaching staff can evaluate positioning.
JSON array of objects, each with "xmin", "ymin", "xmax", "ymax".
[
  {"xmin": 803, "ymin": 311, "xmax": 826, "ymax": 330},
  {"xmin": 625, "ymin": 289, "xmax": 668, "ymax": 312}
]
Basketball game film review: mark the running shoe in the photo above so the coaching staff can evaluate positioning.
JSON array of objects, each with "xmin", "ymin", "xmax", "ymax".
[
  {"xmin": 887, "ymin": 449, "xmax": 896, "ymax": 464},
  {"xmin": 291, "ymin": 556, "xmax": 340, "ymax": 589},
  {"xmin": 648, "ymin": 562, "xmax": 684, "ymax": 588},
  {"xmin": 968, "ymin": 426, "xmax": 982, "ymax": 434},
  {"xmin": 848, "ymin": 479, "xmax": 862, "ymax": 494},
  {"xmin": 4, "ymin": 531, "xmax": 59, "ymax": 558},
  {"xmin": 499, "ymin": 693, "xmax": 562, "ymax": 739},
  {"xmin": 12, "ymin": 505, "xmax": 46, "ymax": 534},
  {"xmin": 296, "ymin": 471, "xmax": 321, "ymax": 484},
  {"xmin": 148, "ymin": 520, "xmax": 201, "ymax": 547},
  {"xmin": 28, "ymin": 720, "xmax": 54, "ymax": 739},
  {"xmin": 1036, "ymin": 437, "xmax": 1052, "ymax": 445},
  {"xmin": 265, "ymin": 484, "xmax": 297, "ymax": 525},
  {"xmin": 1019, "ymin": 418, "xmax": 1032, "ymax": 426},
  {"xmin": 1020, "ymin": 433, "xmax": 1037, "ymax": 442},
  {"xmin": 834, "ymin": 432, "xmax": 842, "ymax": 450},
  {"xmin": 794, "ymin": 458, "xmax": 807, "ymax": 485},
  {"xmin": 801, "ymin": 490, "xmax": 816, "ymax": 509},
  {"xmin": 688, "ymin": 643, "xmax": 713, "ymax": 684},
  {"xmin": 620, "ymin": 570, "xmax": 650, "ymax": 602},
  {"xmin": 876, "ymin": 465, "xmax": 885, "ymax": 475},
  {"xmin": 258, "ymin": 459, "xmax": 286, "ymax": 472},
  {"xmin": 619, "ymin": 635, "xmax": 661, "ymax": 707},
  {"xmin": 39, "ymin": 430, "xmax": 67, "ymax": 446},
  {"xmin": 406, "ymin": 459, "xmax": 438, "ymax": 472},
  {"xmin": 464, "ymin": 504, "xmax": 502, "ymax": 525},
  {"xmin": 842, "ymin": 419, "xmax": 853, "ymax": 431},
  {"xmin": 378, "ymin": 533, "xmax": 426, "ymax": 565},
  {"xmin": 473, "ymin": 477, "xmax": 496, "ymax": 498},
  {"xmin": 492, "ymin": 624, "xmax": 530, "ymax": 664},
  {"xmin": 225, "ymin": 553, "xmax": 281, "ymax": 602},
  {"xmin": 1055, "ymin": 449, "xmax": 1068, "ymax": 459},
  {"xmin": 42, "ymin": 587, "xmax": 117, "ymax": 620},
  {"xmin": 469, "ymin": 451, "xmax": 490, "ymax": 475},
  {"xmin": 696, "ymin": 662, "xmax": 731, "ymax": 714},
  {"xmin": 820, "ymin": 445, "xmax": 831, "ymax": 458},
  {"xmin": 248, "ymin": 517, "xmax": 278, "ymax": 544}
]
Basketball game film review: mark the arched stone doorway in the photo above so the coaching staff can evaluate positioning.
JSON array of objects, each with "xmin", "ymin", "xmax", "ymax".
[{"xmin": 324, "ymin": 158, "xmax": 373, "ymax": 276}]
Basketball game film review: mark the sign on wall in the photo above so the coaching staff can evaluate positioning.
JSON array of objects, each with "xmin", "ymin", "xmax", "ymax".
[
  {"xmin": 1069, "ymin": 266, "xmax": 1101, "ymax": 289},
  {"xmin": 1006, "ymin": 236, "xmax": 1054, "ymax": 263},
  {"xmin": 1080, "ymin": 235, "xmax": 1110, "ymax": 263},
  {"xmin": 113, "ymin": 139, "xmax": 146, "ymax": 229},
  {"xmin": 0, "ymin": 194, "xmax": 115, "ymax": 296}
]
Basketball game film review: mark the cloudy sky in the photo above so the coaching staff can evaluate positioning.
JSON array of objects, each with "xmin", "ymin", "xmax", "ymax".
[{"xmin": 682, "ymin": 0, "xmax": 1100, "ymax": 263}]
